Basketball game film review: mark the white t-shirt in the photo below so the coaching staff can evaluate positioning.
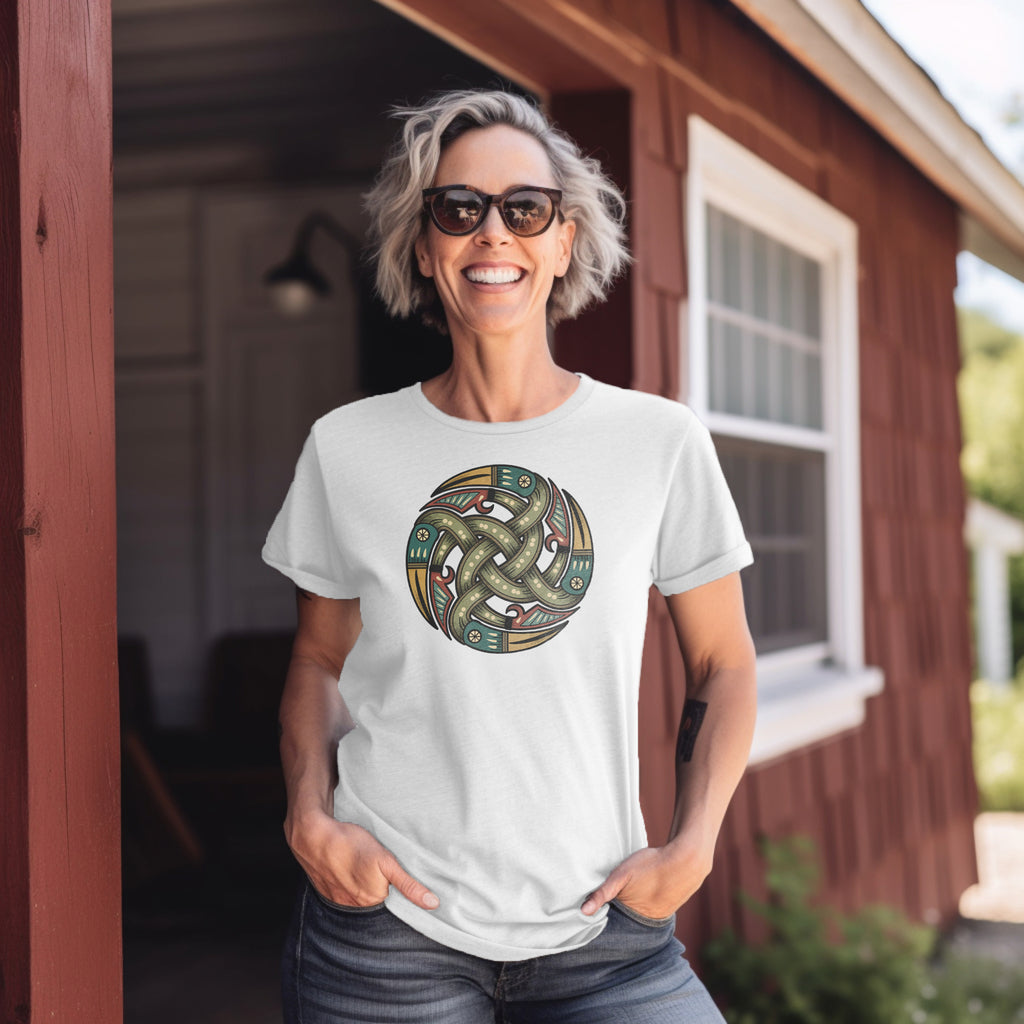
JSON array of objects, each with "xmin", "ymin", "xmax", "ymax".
[{"xmin": 261, "ymin": 372, "xmax": 753, "ymax": 961}]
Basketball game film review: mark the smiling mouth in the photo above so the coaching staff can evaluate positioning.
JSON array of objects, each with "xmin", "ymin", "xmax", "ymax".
[{"xmin": 464, "ymin": 266, "xmax": 524, "ymax": 285}]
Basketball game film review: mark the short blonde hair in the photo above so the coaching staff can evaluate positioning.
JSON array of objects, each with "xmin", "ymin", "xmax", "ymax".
[{"xmin": 364, "ymin": 89, "xmax": 631, "ymax": 333}]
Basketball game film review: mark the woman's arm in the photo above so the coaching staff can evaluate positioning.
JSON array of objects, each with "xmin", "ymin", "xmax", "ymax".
[
  {"xmin": 280, "ymin": 587, "xmax": 440, "ymax": 910},
  {"xmin": 662, "ymin": 570, "xmax": 757, "ymax": 871},
  {"xmin": 280, "ymin": 589, "xmax": 359, "ymax": 819},
  {"xmin": 581, "ymin": 571, "xmax": 756, "ymax": 918}
]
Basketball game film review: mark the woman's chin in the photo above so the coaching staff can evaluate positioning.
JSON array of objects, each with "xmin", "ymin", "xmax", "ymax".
[
  {"xmin": 448, "ymin": 313, "xmax": 540, "ymax": 342},
  {"xmin": 445, "ymin": 299, "xmax": 551, "ymax": 343}
]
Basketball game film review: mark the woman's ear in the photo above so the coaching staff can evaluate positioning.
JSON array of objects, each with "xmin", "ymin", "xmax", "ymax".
[
  {"xmin": 554, "ymin": 219, "xmax": 576, "ymax": 278},
  {"xmin": 414, "ymin": 234, "xmax": 434, "ymax": 278}
]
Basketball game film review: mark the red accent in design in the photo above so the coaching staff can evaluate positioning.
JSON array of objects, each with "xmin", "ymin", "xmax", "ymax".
[
  {"xmin": 430, "ymin": 566, "xmax": 456, "ymax": 637},
  {"xmin": 421, "ymin": 489, "xmax": 493, "ymax": 515},
  {"xmin": 506, "ymin": 603, "xmax": 577, "ymax": 629},
  {"xmin": 544, "ymin": 482, "xmax": 570, "ymax": 551}
]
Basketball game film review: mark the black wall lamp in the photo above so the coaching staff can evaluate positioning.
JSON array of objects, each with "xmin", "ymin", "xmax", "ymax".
[
  {"xmin": 262, "ymin": 209, "xmax": 363, "ymax": 316},
  {"xmin": 263, "ymin": 207, "xmax": 451, "ymax": 393}
]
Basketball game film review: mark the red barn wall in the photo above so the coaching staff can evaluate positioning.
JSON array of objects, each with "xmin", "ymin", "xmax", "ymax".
[
  {"xmin": 608, "ymin": 0, "xmax": 977, "ymax": 947},
  {"xmin": 396, "ymin": 0, "xmax": 978, "ymax": 954}
]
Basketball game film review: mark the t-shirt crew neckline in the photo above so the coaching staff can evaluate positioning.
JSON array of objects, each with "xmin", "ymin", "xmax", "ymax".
[{"xmin": 408, "ymin": 372, "xmax": 596, "ymax": 434}]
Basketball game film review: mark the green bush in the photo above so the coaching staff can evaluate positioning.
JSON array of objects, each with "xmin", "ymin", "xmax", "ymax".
[
  {"xmin": 701, "ymin": 835, "xmax": 1024, "ymax": 1023},
  {"xmin": 923, "ymin": 955, "xmax": 1024, "ymax": 1023},
  {"xmin": 971, "ymin": 674, "xmax": 1024, "ymax": 811},
  {"xmin": 703, "ymin": 835, "xmax": 932, "ymax": 1024}
]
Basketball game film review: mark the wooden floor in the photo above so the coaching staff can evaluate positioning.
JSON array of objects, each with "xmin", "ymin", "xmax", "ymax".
[
  {"xmin": 123, "ymin": 798, "xmax": 297, "ymax": 1024},
  {"xmin": 125, "ymin": 920, "xmax": 284, "ymax": 1024}
]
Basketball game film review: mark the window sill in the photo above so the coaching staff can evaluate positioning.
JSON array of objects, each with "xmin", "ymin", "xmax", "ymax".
[{"xmin": 748, "ymin": 662, "xmax": 884, "ymax": 766}]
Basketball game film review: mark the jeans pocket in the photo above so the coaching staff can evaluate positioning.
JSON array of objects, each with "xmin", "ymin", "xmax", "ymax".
[
  {"xmin": 305, "ymin": 874, "xmax": 387, "ymax": 913},
  {"xmin": 609, "ymin": 897, "xmax": 676, "ymax": 928}
]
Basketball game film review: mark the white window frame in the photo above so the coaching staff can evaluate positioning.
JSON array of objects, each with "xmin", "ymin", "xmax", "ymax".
[{"xmin": 684, "ymin": 116, "xmax": 883, "ymax": 765}]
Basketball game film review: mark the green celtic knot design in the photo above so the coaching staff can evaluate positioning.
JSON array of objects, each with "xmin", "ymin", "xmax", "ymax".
[{"xmin": 405, "ymin": 465, "xmax": 594, "ymax": 653}]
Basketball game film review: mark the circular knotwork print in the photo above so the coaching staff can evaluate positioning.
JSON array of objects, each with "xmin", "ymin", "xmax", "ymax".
[{"xmin": 405, "ymin": 465, "xmax": 595, "ymax": 653}]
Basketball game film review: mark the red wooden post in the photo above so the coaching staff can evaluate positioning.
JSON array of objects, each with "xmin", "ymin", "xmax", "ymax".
[{"xmin": 0, "ymin": 0, "xmax": 122, "ymax": 1020}]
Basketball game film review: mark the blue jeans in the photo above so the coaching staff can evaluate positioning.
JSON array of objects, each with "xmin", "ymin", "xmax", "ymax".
[{"xmin": 282, "ymin": 876, "xmax": 726, "ymax": 1023}]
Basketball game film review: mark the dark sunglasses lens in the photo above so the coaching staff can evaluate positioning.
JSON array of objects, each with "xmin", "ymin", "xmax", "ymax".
[
  {"xmin": 431, "ymin": 190, "xmax": 485, "ymax": 233},
  {"xmin": 501, "ymin": 190, "xmax": 554, "ymax": 235}
]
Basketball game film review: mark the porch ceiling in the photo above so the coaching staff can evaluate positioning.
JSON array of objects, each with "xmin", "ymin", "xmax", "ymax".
[{"xmin": 111, "ymin": 0, "xmax": 519, "ymax": 186}]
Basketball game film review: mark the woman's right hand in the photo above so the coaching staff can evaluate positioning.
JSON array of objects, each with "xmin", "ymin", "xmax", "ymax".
[{"xmin": 284, "ymin": 808, "xmax": 441, "ymax": 910}]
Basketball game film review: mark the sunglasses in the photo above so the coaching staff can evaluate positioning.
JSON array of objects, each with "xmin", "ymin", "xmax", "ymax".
[{"xmin": 422, "ymin": 185, "xmax": 563, "ymax": 237}]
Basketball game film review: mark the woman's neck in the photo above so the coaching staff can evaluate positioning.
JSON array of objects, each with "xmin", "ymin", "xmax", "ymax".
[{"xmin": 420, "ymin": 334, "xmax": 579, "ymax": 423}]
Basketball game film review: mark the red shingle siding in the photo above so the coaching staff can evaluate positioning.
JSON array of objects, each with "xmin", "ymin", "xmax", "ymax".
[{"xmin": 603, "ymin": 0, "xmax": 976, "ymax": 946}]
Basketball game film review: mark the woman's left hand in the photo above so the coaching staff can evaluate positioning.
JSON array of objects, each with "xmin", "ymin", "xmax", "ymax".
[{"xmin": 580, "ymin": 839, "xmax": 714, "ymax": 918}]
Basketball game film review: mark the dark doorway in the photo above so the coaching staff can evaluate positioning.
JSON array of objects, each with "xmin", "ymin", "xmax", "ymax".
[{"xmin": 115, "ymin": 3, "xmax": 528, "ymax": 1020}]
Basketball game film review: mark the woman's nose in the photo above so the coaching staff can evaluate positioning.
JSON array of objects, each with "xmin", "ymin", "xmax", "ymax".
[{"xmin": 475, "ymin": 203, "xmax": 511, "ymax": 243}]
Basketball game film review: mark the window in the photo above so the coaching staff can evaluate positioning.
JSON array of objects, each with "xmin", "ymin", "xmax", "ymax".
[{"xmin": 685, "ymin": 116, "xmax": 883, "ymax": 763}]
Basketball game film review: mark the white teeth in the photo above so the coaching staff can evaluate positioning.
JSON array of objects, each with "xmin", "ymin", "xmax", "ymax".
[{"xmin": 465, "ymin": 267, "xmax": 523, "ymax": 284}]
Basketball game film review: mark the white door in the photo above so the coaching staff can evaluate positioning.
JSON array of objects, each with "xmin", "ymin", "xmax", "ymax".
[
  {"xmin": 115, "ymin": 183, "xmax": 366, "ymax": 726},
  {"xmin": 200, "ymin": 184, "xmax": 367, "ymax": 638}
]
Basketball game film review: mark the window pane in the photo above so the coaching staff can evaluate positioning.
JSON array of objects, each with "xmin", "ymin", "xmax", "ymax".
[
  {"xmin": 753, "ymin": 333, "xmax": 771, "ymax": 419},
  {"xmin": 721, "ymin": 210, "xmax": 742, "ymax": 310},
  {"xmin": 706, "ymin": 207, "xmax": 722, "ymax": 304},
  {"xmin": 708, "ymin": 315, "xmax": 723, "ymax": 412},
  {"xmin": 705, "ymin": 202, "xmax": 825, "ymax": 431},
  {"xmin": 777, "ymin": 245, "xmax": 794, "ymax": 331},
  {"xmin": 805, "ymin": 351, "xmax": 822, "ymax": 429},
  {"xmin": 778, "ymin": 344, "xmax": 793, "ymax": 423},
  {"xmin": 723, "ymin": 322, "xmax": 744, "ymax": 415},
  {"xmin": 803, "ymin": 255, "xmax": 821, "ymax": 340},
  {"xmin": 752, "ymin": 232, "xmax": 770, "ymax": 320},
  {"xmin": 715, "ymin": 436, "xmax": 828, "ymax": 654}
]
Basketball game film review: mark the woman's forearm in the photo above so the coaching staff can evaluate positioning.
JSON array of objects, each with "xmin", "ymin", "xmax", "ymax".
[
  {"xmin": 665, "ymin": 662, "xmax": 757, "ymax": 860},
  {"xmin": 279, "ymin": 655, "xmax": 356, "ymax": 822},
  {"xmin": 280, "ymin": 592, "xmax": 362, "ymax": 827}
]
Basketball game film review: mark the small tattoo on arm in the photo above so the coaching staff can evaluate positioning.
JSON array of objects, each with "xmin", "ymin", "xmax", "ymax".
[{"xmin": 676, "ymin": 699, "xmax": 708, "ymax": 763}]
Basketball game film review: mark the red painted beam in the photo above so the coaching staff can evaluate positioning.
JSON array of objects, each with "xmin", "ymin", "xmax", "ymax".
[{"xmin": 0, "ymin": 0, "xmax": 121, "ymax": 1020}]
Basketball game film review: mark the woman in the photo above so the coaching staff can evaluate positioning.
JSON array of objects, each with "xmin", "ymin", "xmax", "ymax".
[{"xmin": 262, "ymin": 88, "xmax": 757, "ymax": 1023}]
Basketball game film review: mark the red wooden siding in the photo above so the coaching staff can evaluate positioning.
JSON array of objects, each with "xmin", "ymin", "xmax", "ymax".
[
  {"xmin": 397, "ymin": 0, "xmax": 978, "ymax": 951},
  {"xmin": 611, "ymin": 0, "xmax": 977, "ymax": 945},
  {"xmin": 1, "ymin": 0, "xmax": 122, "ymax": 1019}
]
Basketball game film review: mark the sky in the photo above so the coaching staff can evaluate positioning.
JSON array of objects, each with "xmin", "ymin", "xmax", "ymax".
[{"xmin": 860, "ymin": 0, "xmax": 1024, "ymax": 335}]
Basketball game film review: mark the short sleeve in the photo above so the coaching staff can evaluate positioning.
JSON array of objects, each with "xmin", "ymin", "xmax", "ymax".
[
  {"xmin": 261, "ymin": 428, "xmax": 358, "ymax": 599},
  {"xmin": 652, "ymin": 414, "xmax": 753, "ymax": 596}
]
